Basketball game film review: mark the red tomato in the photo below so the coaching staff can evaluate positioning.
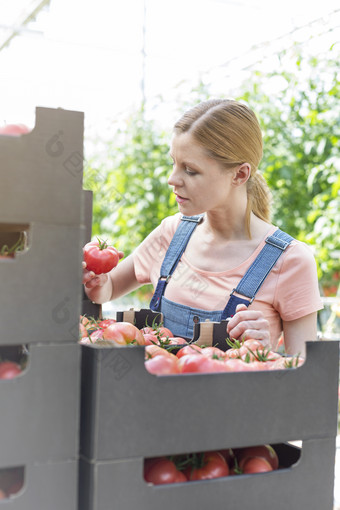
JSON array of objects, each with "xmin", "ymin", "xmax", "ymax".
[
  {"xmin": 224, "ymin": 348, "xmax": 241, "ymax": 359},
  {"xmin": 185, "ymin": 451, "xmax": 229, "ymax": 481},
  {"xmin": 236, "ymin": 445, "xmax": 279, "ymax": 470},
  {"xmin": 97, "ymin": 318, "xmax": 117, "ymax": 329},
  {"xmin": 242, "ymin": 457, "xmax": 273, "ymax": 474},
  {"xmin": 173, "ymin": 470, "xmax": 187, "ymax": 482},
  {"xmin": 176, "ymin": 344, "xmax": 202, "ymax": 359},
  {"xmin": 145, "ymin": 345, "xmax": 174, "ymax": 359},
  {"xmin": 242, "ymin": 339, "xmax": 264, "ymax": 352},
  {"xmin": 223, "ymin": 358, "xmax": 251, "ymax": 372},
  {"xmin": 0, "ymin": 361, "xmax": 22, "ymax": 379},
  {"xmin": 144, "ymin": 458, "xmax": 186, "ymax": 484},
  {"xmin": 142, "ymin": 333, "xmax": 159, "ymax": 345},
  {"xmin": 144, "ymin": 354, "xmax": 179, "ymax": 375},
  {"xmin": 157, "ymin": 327, "xmax": 173, "ymax": 338},
  {"xmin": 201, "ymin": 346, "xmax": 226, "ymax": 359},
  {"xmin": 83, "ymin": 239, "xmax": 119, "ymax": 275},
  {"xmin": 176, "ymin": 354, "xmax": 207, "ymax": 373},
  {"xmin": 177, "ymin": 354, "xmax": 228, "ymax": 374},
  {"xmin": 0, "ymin": 124, "xmax": 30, "ymax": 136},
  {"xmin": 102, "ymin": 322, "xmax": 145, "ymax": 346},
  {"xmin": 140, "ymin": 326, "xmax": 155, "ymax": 335},
  {"xmin": 89, "ymin": 329, "xmax": 104, "ymax": 343},
  {"xmin": 166, "ymin": 337, "xmax": 188, "ymax": 346}
]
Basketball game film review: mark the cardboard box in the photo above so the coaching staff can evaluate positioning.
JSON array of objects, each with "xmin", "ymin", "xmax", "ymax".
[
  {"xmin": 0, "ymin": 107, "xmax": 84, "ymax": 227},
  {"xmin": 79, "ymin": 340, "xmax": 339, "ymax": 461},
  {"xmin": 0, "ymin": 460, "xmax": 78, "ymax": 510},
  {"xmin": 0, "ymin": 343, "xmax": 80, "ymax": 465},
  {"xmin": 115, "ymin": 308, "xmax": 231, "ymax": 349},
  {"xmin": 0, "ymin": 222, "xmax": 84, "ymax": 345},
  {"xmin": 78, "ymin": 439, "xmax": 336, "ymax": 510}
]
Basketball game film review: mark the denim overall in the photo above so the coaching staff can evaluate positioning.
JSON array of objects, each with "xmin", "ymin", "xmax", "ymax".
[{"xmin": 149, "ymin": 215, "xmax": 293, "ymax": 340}]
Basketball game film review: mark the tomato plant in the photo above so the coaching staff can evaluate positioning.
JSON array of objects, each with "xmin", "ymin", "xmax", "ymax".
[{"xmin": 83, "ymin": 238, "xmax": 119, "ymax": 275}]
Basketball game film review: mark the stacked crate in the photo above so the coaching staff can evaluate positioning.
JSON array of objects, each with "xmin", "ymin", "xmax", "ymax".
[
  {"xmin": 79, "ymin": 310, "xmax": 339, "ymax": 510},
  {"xmin": 0, "ymin": 107, "xmax": 85, "ymax": 509}
]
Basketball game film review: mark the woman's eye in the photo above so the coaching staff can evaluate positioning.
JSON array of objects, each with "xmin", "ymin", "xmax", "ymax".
[{"xmin": 184, "ymin": 167, "xmax": 197, "ymax": 176}]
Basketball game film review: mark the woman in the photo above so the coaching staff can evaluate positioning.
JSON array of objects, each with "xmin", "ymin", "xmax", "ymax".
[{"xmin": 83, "ymin": 99, "xmax": 322, "ymax": 356}]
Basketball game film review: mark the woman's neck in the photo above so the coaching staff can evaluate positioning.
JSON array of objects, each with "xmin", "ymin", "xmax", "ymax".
[{"xmin": 202, "ymin": 209, "xmax": 271, "ymax": 243}]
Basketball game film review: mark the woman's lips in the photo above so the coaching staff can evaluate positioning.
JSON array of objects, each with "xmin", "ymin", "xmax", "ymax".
[{"xmin": 175, "ymin": 194, "xmax": 188, "ymax": 204}]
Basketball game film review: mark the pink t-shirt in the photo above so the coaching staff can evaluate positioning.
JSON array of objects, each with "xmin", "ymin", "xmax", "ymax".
[{"xmin": 133, "ymin": 213, "xmax": 323, "ymax": 345}]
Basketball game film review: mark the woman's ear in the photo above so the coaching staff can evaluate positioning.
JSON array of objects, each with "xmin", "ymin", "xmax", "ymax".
[{"xmin": 232, "ymin": 163, "xmax": 251, "ymax": 186}]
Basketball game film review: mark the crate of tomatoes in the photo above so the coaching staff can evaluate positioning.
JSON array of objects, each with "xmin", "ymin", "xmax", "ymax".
[
  {"xmin": 78, "ymin": 309, "xmax": 339, "ymax": 510},
  {"xmin": 0, "ymin": 107, "xmax": 85, "ymax": 509}
]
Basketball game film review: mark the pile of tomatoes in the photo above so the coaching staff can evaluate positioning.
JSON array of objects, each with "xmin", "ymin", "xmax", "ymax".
[
  {"xmin": 144, "ymin": 444, "xmax": 279, "ymax": 484},
  {"xmin": 79, "ymin": 316, "xmax": 303, "ymax": 374}
]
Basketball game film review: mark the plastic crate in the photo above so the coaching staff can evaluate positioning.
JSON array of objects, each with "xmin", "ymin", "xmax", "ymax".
[
  {"xmin": 0, "ymin": 107, "xmax": 84, "ymax": 226},
  {"xmin": 0, "ymin": 343, "xmax": 80, "ymax": 465},
  {"xmin": 0, "ymin": 223, "xmax": 84, "ymax": 345},
  {"xmin": 78, "ymin": 439, "xmax": 336, "ymax": 510},
  {"xmin": 0, "ymin": 460, "xmax": 78, "ymax": 509},
  {"xmin": 79, "ymin": 340, "xmax": 339, "ymax": 461}
]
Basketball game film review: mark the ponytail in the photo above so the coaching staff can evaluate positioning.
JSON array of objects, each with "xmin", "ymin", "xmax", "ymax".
[
  {"xmin": 246, "ymin": 172, "xmax": 272, "ymax": 236},
  {"xmin": 174, "ymin": 99, "xmax": 271, "ymax": 237}
]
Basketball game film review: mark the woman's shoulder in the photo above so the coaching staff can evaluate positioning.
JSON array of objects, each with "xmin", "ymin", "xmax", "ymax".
[
  {"xmin": 278, "ymin": 233, "xmax": 318, "ymax": 274},
  {"xmin": 159, "ymin": 212, "xmax": 183, "ymax": 235}
]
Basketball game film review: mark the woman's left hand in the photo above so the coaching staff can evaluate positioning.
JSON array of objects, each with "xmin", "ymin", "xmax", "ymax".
[{"xmin": 226, "ymin": 304, "xmax": 271, "ymax": 346}]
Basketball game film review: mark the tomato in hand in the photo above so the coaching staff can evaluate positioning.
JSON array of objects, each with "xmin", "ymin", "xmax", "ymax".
[{"xmin": 83, "ymin": 239, "xmax": 119, "ymax": 275}]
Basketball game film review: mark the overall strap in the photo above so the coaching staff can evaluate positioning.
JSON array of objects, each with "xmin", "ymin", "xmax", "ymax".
[
  {"xmin": 150, "ymin": 215, "xmax": 203, "ymax": 311},
  {"xmin": 221, "ymin": 229, "xmax": 294, "ymax": 319}
]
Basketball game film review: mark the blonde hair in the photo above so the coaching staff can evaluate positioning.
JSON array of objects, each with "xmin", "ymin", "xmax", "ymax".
[{"xmin": 174, "ymin": 99, "xmax": 272, "ymax": 236}]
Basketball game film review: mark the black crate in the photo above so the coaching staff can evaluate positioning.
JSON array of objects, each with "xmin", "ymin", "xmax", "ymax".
[{"xmin": 79, "ymin": 439, "xmax": 336, "ymax": 510}]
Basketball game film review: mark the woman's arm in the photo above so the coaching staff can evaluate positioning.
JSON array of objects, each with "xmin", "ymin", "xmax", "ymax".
[
  {"xmin": 83, "ymin": 253, "xmax": 142, "ymax": 304},
  {"xmin": 282, "ymin": 311, "xmax": 318, "ymax": 357}
]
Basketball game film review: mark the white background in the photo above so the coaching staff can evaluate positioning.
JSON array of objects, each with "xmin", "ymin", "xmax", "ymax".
[{"xmin": 0, "ymin": 0, "xmax": 339, "ymax": 140}]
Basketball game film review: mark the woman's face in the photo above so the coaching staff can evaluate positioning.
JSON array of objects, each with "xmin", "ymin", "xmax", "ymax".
[{"xmin": 168, "ymin": 132, "xmax": 236, "ymax": 216}]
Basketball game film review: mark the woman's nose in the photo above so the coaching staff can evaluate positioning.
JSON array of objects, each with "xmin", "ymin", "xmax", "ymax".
[{"xmin": 168, "ymin": 166, "xmax": 181, "ymax": 187}]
